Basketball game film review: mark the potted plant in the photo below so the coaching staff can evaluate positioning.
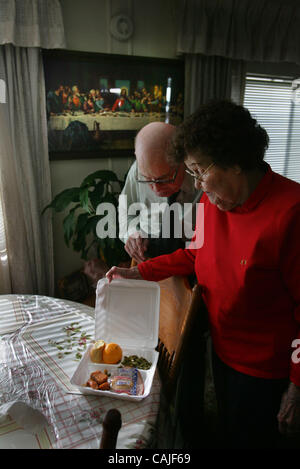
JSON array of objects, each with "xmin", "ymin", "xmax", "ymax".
[{"xmin": 43, "ymin": 169, "xmax": 130, "ymax": 269}]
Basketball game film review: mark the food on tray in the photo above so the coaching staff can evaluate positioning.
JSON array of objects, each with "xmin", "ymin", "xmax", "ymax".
[
  {"xmin": 89, "ymin": 340, "xmax": 123, "ymax": 364},
  {"xmin": 111, "ymin": 375, "xmax": 134, "ymax": 393},
  {"xmin": 110, "ymin": 368, "xmax": 144, "ymax": 396},
  {"xmin": 102, "ymin": 342, "xmax": 123, "ymax": 364},
  {"xmin": 85, "ymin": 367, "xmax": 144, "ymax": 395},
  {"xmin": 86, "ymin": 378, "xmax": 98, "ymax": 389},
  {"xmin": 90, "ymin": 370, "xmax": 108, "ymax": 385},
  {"xmin": 121, "ymin": 355, "xmax": 152, "ymax": 370},
  {"xmin": 86, "ymin": 370, "xmax": 109, "ymax": 390},
  {"xmin": 89, "ymin": 339, "xmax": 105, "ymax": 363},
  {"xmin": 99, "ymin": 381, "xmax": 110, "ymax": 391}
]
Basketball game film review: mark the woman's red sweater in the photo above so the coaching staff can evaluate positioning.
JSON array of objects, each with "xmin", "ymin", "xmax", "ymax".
[{"xmin": 138, "ymin": 166, "xmax": 300, "ymax": 385}]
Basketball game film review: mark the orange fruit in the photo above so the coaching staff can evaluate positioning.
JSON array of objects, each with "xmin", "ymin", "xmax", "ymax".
[{"xmin": 102, "ymin": 343, "xmax": 123, "ymax": 364}]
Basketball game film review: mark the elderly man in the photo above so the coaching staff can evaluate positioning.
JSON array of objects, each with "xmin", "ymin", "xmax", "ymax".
[{"xmin": 119, "ymin": 122, "xmax": 201, "ymax": 263}]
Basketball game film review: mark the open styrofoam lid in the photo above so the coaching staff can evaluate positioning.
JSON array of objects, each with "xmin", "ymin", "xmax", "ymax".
[{"xmin": 95, "ymin": 278, "xmax": 160, "ymax": 349}]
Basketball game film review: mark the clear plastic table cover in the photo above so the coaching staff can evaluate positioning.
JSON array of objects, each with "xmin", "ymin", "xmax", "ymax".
[{"xmin": 0, "ymin": 295, "xmax": 160, "ymax": 449}]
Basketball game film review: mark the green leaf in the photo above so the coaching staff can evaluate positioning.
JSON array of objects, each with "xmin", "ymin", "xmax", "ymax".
[
  {"xmin": 81, "ymin": 170, "xmax": 120, "ymax": 188},
  {"xmin": 42, "ymin": 188, "xmax": 80, "ymax": 213},
  {"xmin": 72, "ymin": 214, "xmax": 101, "ymax": 258},
  {"xmin": 72, "ymin": 213, "xmax": 90, "ymax": 253},
  {"xmin": 89, "ymin": 181, "xmax": 105, "ymax": 210},
  {"xmin": 79, "ymin": 186, "xmax": 91, "ymax": 213},
  {"xmin": 72, "ymin": 230, "xmax": 87, "ymax": 254},
  {"xmin": 75, "ymin": 213, "xmax": 90, "ymax": 232},
  {"xmin": 63, "ymin": 205, "xmax": 80, "ymax": 246},
  {"xmin": 85, "ymin": 215, "xmax": 102, "ymax": 235},
  {"xmin": 100, "ymin": 191, "xmax": 119, "ymax": 208}
]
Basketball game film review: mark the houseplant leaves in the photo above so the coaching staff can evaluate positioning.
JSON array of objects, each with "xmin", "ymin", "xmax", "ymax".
[{"xmin": 43, "ymin": 169, "xmax": 129, "ymax": 266}]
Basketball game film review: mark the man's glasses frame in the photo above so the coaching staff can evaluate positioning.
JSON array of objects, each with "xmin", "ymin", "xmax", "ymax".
[
  {"xmin": 185, "ymin": 162, "xmax": 215, "ymax": 181},
  {"xmin": 135, "ymin": 167, "xmax": 179, "ymax": 184}
]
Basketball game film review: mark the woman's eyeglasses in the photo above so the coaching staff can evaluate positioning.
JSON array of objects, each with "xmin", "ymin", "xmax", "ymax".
[
  {"xmin": 185, "ymin": 162, "xmax": 215, "ymax": 181},
  {"xmin": 135, "ymin": 167, "xmax": 178, "ymax": 184}
]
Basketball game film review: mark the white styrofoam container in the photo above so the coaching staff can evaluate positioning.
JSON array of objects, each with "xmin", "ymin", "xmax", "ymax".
[{"xmin": 70, "ymin": 278, "xmax": 160, "ymax": 401}]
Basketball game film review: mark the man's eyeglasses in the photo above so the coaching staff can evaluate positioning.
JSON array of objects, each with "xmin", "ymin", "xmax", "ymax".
[
  {"xmin": 185, "ymin": 162, "xmax": 215, "ymax": 181},
  {"xmin": 135, "ymin": 167, "xmax": 178, "ymax": 184}
]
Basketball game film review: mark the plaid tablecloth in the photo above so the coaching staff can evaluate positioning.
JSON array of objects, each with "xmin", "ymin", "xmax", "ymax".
[{"xmin": 0, "ymin": 295, "xmax": 160, "ymax": 449}]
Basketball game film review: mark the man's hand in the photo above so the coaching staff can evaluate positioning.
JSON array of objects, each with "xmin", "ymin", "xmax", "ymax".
[
  {"xmin": 124, "ymin": 232, "xmax": 149, "ymax": 263},
  {"xmin": 106, "ymin": 266, "xmax": 142, "ymax": 283},
  {"xmin": 277, "ymin": 382, "xmax": 300, "ymax": 436}
]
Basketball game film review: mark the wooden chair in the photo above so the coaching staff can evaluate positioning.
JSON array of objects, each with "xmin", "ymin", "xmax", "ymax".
[
  {"xmin": 99, "ymin": 408, "xmax": 122, "ymax": 449},
  {"xmin": 156, "ymin": 276, "xmax": 208, "ymax": 400},
  {"xmin": 155, "ymin": 276, "xmax": 211, "ymax": 449}
]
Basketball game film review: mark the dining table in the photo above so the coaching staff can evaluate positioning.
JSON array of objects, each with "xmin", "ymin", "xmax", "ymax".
[
  {"xmin": 0, "ymin": 294, "xmax": 161, "ymax": 449},
  {"xmin": 48, "ymin": 111, "xmax": 165, "ymax": 132}
]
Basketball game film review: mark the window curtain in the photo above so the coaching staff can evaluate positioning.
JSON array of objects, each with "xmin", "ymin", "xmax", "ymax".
[
  {"xmin": 0, "ymin": 0, "xmax": 65, "ymax": 295},
  {"xmin": 0, "ymin": 194, "xmax": 11, "ymax": 294},
  {"xmin": 0, "ymin": 0, "xmax": 65, "ymax": 48},
  {"xmin": 177, "ymin": 0, "xmax": 300, "ymax": 64},
  {"xmin": 184, "ymin": 53, "xmax": 246, "ymax": 116},
  {"xmin": 178, "ymin": 0, "xmax": 300, "ymax": 117}
]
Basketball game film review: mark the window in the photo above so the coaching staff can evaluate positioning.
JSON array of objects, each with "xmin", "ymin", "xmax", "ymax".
[{"xmin": 244, "ymin": 74, "xmax": 300, "ymax": 183}]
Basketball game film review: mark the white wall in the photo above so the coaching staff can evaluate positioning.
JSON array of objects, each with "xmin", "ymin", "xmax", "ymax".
[
  {"xmin": 50, "ymin": 0, "xmax": 180, "ymax": 284},
  {"xmin": 61, "ymin": 0, "xmax": 179, "ymax": 58}
]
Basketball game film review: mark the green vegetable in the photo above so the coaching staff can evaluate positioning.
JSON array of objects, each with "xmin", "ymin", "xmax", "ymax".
[{"xmin": 121, "ymin": 355, "xmax": 152, "ymax": 370}]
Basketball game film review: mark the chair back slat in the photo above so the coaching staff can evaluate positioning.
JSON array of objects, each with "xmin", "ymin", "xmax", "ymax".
[
  {"xmin": 99, "ymin": 408, "xmax": 122, "ymax": 449},
  {"xmin": 157, "ymin": 277, "xmax": 206, "ymax": 399},
  {"xmin": 158, "ymin": 276, "xmax": 193, "ymax": 355}
]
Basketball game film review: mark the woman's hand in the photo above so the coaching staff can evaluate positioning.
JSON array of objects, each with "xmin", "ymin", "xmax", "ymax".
[
  {"xmin": 277, "ymin": 382, "xmax": 300, "ymax": 436},
  {"xmin": 105, "ymin": 266, "xmax": 142, "ymax": 283}
]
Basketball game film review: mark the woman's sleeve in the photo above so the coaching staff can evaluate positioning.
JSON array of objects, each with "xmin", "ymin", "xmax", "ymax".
[
  {"xmin": 137, "ymin": 199, "xmax": 205, "ymax": 282},
  {"xmin": 137, "ymin": 246, "xmax": 197, "ymax": 281}
]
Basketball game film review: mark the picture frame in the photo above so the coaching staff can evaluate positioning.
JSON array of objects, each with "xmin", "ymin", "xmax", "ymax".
[{"xmin": 42, "ymin": 49, "xmax": 185, "ymax": 160}]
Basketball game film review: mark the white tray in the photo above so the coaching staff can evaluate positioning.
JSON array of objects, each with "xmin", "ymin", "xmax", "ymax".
[
  {"xmin": 70, "ymin": 344, "xmax": 159, "ymax": 401},
  {"xmin": 70, "ymin": 278, "xmax": 160, "ymax": 401}
]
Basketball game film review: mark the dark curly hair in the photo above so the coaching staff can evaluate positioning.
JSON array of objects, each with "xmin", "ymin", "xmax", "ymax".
[{"xmin": 168, "ymin": 100, "xmax": 269, "ymax": 171}]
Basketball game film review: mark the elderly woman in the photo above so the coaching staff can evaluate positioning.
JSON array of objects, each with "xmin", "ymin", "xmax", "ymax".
[{"xmin": 106, "ymin": 100, "xmax": 300, "ymax": 448}]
